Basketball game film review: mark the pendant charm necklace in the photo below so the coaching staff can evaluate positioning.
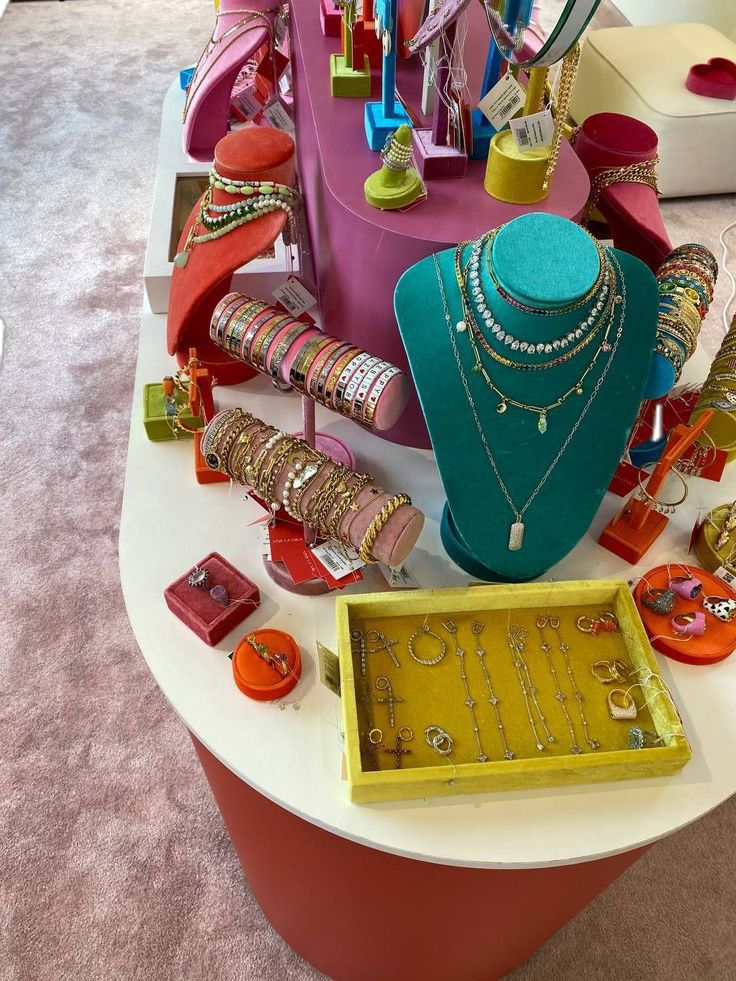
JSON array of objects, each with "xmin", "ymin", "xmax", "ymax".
[{"xmin": 433, "ymin": 251, "xmax": 627, "ymax": 550}]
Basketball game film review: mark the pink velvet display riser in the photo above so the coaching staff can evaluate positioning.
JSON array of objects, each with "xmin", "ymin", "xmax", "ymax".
[
  {"xmin": 211, "ymin": 295, "xmax": 409, "ymax": 432},
  {"xmin": 211, "ymin": 418, "xmax": 423, "ymax": 567},
  {"xmin": 164, "ymin": 552, "xmax": 261, "ymax": 646}
]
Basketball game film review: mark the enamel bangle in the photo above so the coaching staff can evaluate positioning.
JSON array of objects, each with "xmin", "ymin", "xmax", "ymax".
[
  {"xmin": 315, "ymin": 344, "xmax": 355, "ymax": 402},
  {"xmin": 212, "ymin": 295, "xmax": 249, "ymax": 345},
  {"xmin": 349, "ymin": 361, "xmax": 391, "ymax": 419},
  {"xmin": 290, "ymin": 336, "xmax": 334, "ymax": 391},
  {"xmin": 362, "ymin": 366, "xmax": 402, "ymax": 427},
  {"xmin": 324, "ymin": 348, "xmax": 361, "ymax": 406},
  {"xmin": 307, "ymin": 339, "xmax": 345, "ymax": 398},
  {"xmin": 252, "ymin": 316, "xmax": 292, "ymax": 370},
  {"xmin": 222, "ymin": 299, "xmax": 264, "ymax": 351},
  {"xmin": 333, "ymin": 353, "xmax": 372, "ymax": 408},
  {"xmin": 343, "ymin": 356, "xmax": 382, "ymax": 406},
  {"xmin": 267, "ymin": 322, "xmax": 313, "ymax": 378},
  {"xmin": 242, "ymin": 308, "xmax": 280, "ymax": 361}
]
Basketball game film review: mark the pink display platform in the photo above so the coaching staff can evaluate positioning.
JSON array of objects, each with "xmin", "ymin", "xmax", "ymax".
[{"xmin": 290, "ymin": 0, "xmax": 591, "ymax": 448}]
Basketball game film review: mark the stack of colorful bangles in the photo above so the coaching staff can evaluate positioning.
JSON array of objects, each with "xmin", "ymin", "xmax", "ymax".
[
  {"xmin": 654, "ymin": 243, "xmax": 717, "ymax": 380},
  {"xmin": 209, "ymin": 293, "xmax": 408, "ymax": 430},
  {"xmin": 692, "ymin": 311, "xmax": 736, "ymax": 453},
  {"xmin": 201, "ymin": 407, "xmax": 418, "ymax": 563}
]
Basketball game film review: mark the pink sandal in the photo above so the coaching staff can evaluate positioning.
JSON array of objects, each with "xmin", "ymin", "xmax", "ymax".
[{"xmin": 182, "ymin": 0, "xmax": 281, "ymax": 160}]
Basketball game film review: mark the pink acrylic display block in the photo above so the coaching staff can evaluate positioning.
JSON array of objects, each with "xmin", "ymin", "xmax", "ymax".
[
  {"xmin": 290, "ymin": 0, "xmax": 591, "ymax": 448},
  {"xmin": 164, "ymin": 552, "xmax": 261, "ymax": 646},
  {"xmin": 320, "ymin": 0, "xmax": 341, "ymax": 37},
  {"xmin": 412, "ymin": 128, "xmax": 469, "ymax": 179}
]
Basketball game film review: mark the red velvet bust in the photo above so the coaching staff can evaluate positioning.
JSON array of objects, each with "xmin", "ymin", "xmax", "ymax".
[{"xmin": 167, "ymin": 127, "xmax": 296, "ymax": 384}]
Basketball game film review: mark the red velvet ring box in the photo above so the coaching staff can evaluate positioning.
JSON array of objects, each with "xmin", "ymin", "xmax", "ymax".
[{"xmin": 164, "ymin": 552, "xmax": 260, "ymax": 646}]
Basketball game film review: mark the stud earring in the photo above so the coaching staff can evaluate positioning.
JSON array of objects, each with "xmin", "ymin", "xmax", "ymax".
[
  {"xmin": 607, "ymin": 688, "xmax": 637, "ymax": 720},
  {"xmin": 408, "ymin": 622, "xmax": 446, "ymax": 666}
]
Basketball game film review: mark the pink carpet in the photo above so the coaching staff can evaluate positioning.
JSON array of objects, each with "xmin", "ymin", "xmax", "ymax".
[{"xmin": 0, "ymin": 1, "xmax": 733, "ymax": 979}]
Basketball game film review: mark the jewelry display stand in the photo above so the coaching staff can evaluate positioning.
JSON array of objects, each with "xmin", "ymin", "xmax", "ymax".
[
  {"xmin": 319, "ymin": 0, "xmax": 341, "ymax": 38},
  {"xmin": 395, "ymin": 213, "xmax": 658, "ymax": 581},
  {"xmin": 290, "ymin": 0, "xmax": 592, "ymax": 447},
  {"xmin": 168, "ymin": 127, "xmax": 298, "ymax": 384},
  {"xmin": 329, "ymin": 0, "xmax": 371, "ymax": 97},
  {"xmin": 408, "ymin": 0, "xmax": 471, "ymax": 179},
  {"xmin": 599, "ymin": 414, "xmax": 713, "ymax": 564},
  {"xmin": 364, "ymin": 0, "xmax": 410, "ymax": 150},
  {"xmin": 182, "ymin": 0, "xmax": 280, "ymax": 160}
]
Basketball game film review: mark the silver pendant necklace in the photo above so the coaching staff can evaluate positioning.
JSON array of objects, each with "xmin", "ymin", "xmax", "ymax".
[{"xmin": 433, "ymin": 251, "xmax": 626, "ymax": 551}]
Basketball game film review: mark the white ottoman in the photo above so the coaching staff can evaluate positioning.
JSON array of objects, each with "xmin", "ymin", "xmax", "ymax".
[{"xmin": 569, "ymin": 23, "xmax": 736, "ymax": 197}]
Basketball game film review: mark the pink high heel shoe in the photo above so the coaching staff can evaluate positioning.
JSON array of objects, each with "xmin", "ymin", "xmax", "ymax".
[{"xmin": 183, "ymin": 0, "xmax": 282, "ymax": 160}]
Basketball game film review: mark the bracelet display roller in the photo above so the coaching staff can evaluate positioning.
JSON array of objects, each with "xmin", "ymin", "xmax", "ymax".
[
  {"xmin": 201, "ymin": 408, "xmax": 424, "ymax": 565},
  {"xmin": 209, "ymin": 293, "xmax": 410, "ymax": 431},
  {"xmin": 654, "ymin": 244, "xmax": 717, "ymax": 382}
]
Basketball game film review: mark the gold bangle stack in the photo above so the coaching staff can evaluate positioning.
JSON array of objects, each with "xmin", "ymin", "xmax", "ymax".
[
  {"xmin": 200, "ymin": 409, "xmax": 414, "ymax": 561},
  {"xmin": 655, "ymin": 244, "xmax": 717, "ymax": 381}
]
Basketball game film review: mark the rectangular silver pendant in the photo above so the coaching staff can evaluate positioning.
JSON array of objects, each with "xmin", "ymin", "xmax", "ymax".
[{"xmin": 508, "ymin": 521, "xmax": 525, "ymax": 551}]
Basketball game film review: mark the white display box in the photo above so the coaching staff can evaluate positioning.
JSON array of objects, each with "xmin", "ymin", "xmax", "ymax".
[{"xmin": 144, "ymin": 79, "xmax": 299, "ymax": 314}]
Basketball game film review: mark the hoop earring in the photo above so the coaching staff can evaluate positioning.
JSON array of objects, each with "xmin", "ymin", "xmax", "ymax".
[{"xmin": 408, "ymin": 623, "xmax": 446, "ymax": 666}]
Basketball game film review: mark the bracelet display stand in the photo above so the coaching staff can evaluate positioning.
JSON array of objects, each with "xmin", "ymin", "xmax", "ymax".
[
  {"xmin": 599, "ymin": 414, "xmax": 713, "ymax": 564},
  {"xmin": 364, "ymin": 0, "xmax": 410, "ymax": 150},
  {"xmin": 408, "ymin": 0, "xmax": 471, "ymax": 179},
  {"xmin": 289, "ymin": 0, "xmax": 592, "ymax": 448}
]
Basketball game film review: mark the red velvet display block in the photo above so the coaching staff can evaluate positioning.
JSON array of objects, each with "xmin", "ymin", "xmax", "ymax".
[{"xmin": 164, "ymin": 552, "xmax": 261, "ymax": 646}]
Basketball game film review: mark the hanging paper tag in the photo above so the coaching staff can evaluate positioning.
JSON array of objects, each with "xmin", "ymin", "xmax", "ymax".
[
  {"xmin": 311, "ymin": 540, "xmax": 365, "ymax": 580},
  {"xmin": 477, "ymin": 72, "xmax": 526, "ymax": 130},
  {"xmin": 317, "ymin": 642, "xmax": 341, "ymax": 696},
  {"xmin": 714, "ymin": 566, "xmax": 736, "ymax": 589},
  {"xmin": 278, "ymin": 64, "xmax": 293, "ymax": 97},
  {"xmin": 509, "ymin": 109, "xmax": 555, "ymax": 150},
  {"xmin": 272, "ymin": 277, "xmax": 318, "ymax": 317},
  {"xmin": 263, "ymin": 98, "xmax": 295, "ymax": 134},
  {"xmin": 258, "ymin": 524, "xmax": 272, "ymax": 558},
  {"xmin": 378, "ymin": 563, "xmax": 420, "ymax": 589},
  {"xmin": 232, "ymin": 87, "xmax": 264, "ymax": 122}
]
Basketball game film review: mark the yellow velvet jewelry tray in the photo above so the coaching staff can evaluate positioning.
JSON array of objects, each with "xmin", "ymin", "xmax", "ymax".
[{"xmin": 336, "ymin": 580, "xmax": 691, "ymax": 803}]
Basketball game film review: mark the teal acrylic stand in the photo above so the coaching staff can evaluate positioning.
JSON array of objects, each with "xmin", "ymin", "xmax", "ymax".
[{"xmin": 395, "ymin": 213, "xmax": 659, "ymax": 581}]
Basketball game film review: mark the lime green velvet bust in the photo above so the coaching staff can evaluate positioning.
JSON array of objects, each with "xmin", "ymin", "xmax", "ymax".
[{"xmin": 394, "ymin": 213, "xmax": 658, "ymax": 581}]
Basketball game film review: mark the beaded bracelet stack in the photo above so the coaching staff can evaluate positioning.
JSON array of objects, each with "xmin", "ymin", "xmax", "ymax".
[
  {"xmin": 173, "ymin": 166, "xmax": 300, "ymax": 267},
  {"xmin": 201, "ymin": 408, "xmax": 415, "ymax": 562},
  {"xmin": 209, "ymin": 294, "xmax": 407, "ymax": 431},
  {"xmin": 654, "ymin": 244, "xmax": 717, "ymax": 381}
]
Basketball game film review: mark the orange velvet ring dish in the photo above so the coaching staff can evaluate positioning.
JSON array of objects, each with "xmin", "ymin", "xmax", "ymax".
[{"xmin": 232, "ymin": 628, "xmax": 302, "ymax": 700}]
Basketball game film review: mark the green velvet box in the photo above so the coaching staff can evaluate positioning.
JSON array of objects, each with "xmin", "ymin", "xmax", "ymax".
[
  {"xmin": 329, "ymin": 53, "xmax": 371, "ymax": 98},
  {"xmin": 143, "ymin": 382, "xmax": 203, "ymax": 442},
  {"xmin": 336, "ymin": 580, "xmax": 691, "ymax": 803}
]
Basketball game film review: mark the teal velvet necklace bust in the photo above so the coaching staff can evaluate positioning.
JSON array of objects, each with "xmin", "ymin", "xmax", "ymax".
[{"xmin": 394, "ymin": 213, "xmax": 658, "ymax": 581}]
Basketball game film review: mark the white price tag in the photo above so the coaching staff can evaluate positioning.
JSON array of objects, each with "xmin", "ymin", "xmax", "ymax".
[
  {"xmin": 311, "ymin": 540, "xmax": 365, "ymax": 580},
  {"xmin": 278, "ymin": 64, "xmax": 293, "ymax": 97},
  {"xmin": 272, "ymin": 277, "xmax": 318, "ymax": 317},
  {"xmin": 477, "ymin": 73, "xmax": 526, "ymax": 130},
  {"xmin": 258, "ymin": 524, "xmax": 272, "ymax": 558},
  {"xmin": 509, "ymin": 109, "xmax": 555, "ymax": 150},
  {"xmin": 263, "ymin": 98, "xmax": 295, "ymax": 134},
  {"xmin": 378, "ymin": 562, "xmax": 420, "ymax": 589},
  {"xmin": 233, "ymin": 88, "xmax": 263, "ymax": 120},
  {"xmin": 714, "ymin": 566, "xmax": 736, "ymax": 589}
]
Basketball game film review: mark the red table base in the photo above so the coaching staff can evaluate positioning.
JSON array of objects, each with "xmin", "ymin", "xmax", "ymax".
[{"xmin": 191, "ymin": 733, "xmax": 649, "ymax": 980}]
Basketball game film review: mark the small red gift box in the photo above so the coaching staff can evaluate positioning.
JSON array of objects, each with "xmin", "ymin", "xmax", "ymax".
[{"xmin": 164, "ymin": 552, "xmax": 260, "ymax": 646}]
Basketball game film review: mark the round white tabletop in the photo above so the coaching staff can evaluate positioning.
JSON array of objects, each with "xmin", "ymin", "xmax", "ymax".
[{"xmin": 120, "ymin": 306, "xmax": 736, "ymax": 869}]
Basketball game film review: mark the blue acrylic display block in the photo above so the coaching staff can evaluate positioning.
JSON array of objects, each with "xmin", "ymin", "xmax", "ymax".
[
  {"xmin": 180, "ymin": 66, "xmax": 195, "ymax": 91},
  {"xmin": 364, "ymin": 100, "xmax": 412, "ymax": 152}
]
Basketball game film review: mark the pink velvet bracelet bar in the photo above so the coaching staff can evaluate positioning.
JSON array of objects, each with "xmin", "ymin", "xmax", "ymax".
[{"xmin": 210, "ymin": 292, "xmax": 410, "ymax": 430}]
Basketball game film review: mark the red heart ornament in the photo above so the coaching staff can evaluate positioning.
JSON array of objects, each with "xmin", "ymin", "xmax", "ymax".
[{"xmin": 686, "ymin": 58, "xmax": 736, "ymax": 101}]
